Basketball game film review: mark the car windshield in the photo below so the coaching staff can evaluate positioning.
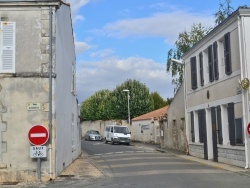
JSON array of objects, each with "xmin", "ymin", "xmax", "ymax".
[
  {"xmin": 89, "ymin": 130, "xmax": 100, "ymax": 134},
  {"xmin": 114, "ymin": 127, "xmax": 129, "ymax": 134}
]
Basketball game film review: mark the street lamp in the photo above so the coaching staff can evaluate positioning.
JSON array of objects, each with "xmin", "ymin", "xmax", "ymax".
[{"xmin": 123, "ymin": 89, "xmax": 130, "ymax": 125}]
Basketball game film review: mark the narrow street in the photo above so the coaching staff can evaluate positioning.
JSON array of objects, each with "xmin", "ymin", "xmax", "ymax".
[{"xmin": 6, "ymin": 140, "xmax": 250, "ymax": 188}]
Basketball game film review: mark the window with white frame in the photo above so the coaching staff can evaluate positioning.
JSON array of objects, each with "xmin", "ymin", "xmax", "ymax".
[{"xmin": 0, "ymin": 22, "xmax": 15, "ymax": 73}]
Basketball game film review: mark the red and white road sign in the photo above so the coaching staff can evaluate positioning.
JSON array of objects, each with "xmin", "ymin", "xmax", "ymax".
[
  {"xmin": 28, "ymin": 125, "xmax": 49, "ymax": 145},
  {"xmin": 247, "ymin": 123, "xmax": 250, "ymax": 136}
]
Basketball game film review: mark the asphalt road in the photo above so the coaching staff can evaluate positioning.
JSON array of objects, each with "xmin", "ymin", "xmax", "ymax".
[{"xmin": 82, "ymin": 140, "xmax": 250, "ymax": 188}]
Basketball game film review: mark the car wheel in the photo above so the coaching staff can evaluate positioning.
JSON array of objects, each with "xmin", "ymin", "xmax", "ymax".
[
  {"xmin": 105, "ymin": 138, "xmax": 108, "ymax": 144},
  {"xmin": 111, "ymin": 138, "xmax": 114, "ymax": 145},
  {"xmin": 88, "ymin": 136, "xmax": 91, "ymax": 141}
]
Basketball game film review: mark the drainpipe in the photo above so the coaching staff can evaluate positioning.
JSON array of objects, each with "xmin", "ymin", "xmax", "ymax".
[
  {"xmin": 49, "ymin": 6, "xmax": 53, "ymax": 179},
  {"xmin": 238, "ymin": 16, "xmax": 250, "ymax": 169}
]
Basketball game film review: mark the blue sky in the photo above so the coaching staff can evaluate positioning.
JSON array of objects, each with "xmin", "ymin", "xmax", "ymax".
[{"xmin": 67, "ymin": 0, "xmax": 250, "ymax": 103}]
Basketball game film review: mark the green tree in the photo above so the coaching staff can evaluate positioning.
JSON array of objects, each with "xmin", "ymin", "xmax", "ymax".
[
  {"xmin": 166, "ymin": 23, "xmax": 211, "ymax": 93},
  {"xmin": 214, "ymin": 0, "xmax": 234, "ymax": 26},
  {"xmin": 80, "ymin": 79, "xmax": 154, "ymax": 121},
  {"xmin": 80, "ymin": 89, "xmax": 111, "ymax": 121},
  {"xmin": 150, "ymin": 92, "xmax": 167, "ymax": 110},
  {"xmin": 113, "ymin": 79, "xmax": 154, "ymax": 121}
]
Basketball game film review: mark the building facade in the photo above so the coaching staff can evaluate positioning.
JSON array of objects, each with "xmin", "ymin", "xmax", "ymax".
[
  {"xmin": 162, "ymin": 84, "xmax": 187, "ymax": 153},
  {"xmin": 0, "ymin": 0, "xmax": 81, "ymax": 182},
  {"xmin": 183, "ymin": 7, "xmax": 250, "ymax": 168}
]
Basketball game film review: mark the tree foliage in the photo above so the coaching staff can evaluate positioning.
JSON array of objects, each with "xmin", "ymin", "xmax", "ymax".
[
  {"xmin": 150, "ymin": 92, "xmax": 168, "ymax": 110},
  {"xmin": 166, "ymin": 23, "xmax": 211, "ymax": 93},
  {"xmin": 80, "ymin": 79, "xmax": 154, "ymax": 121},
  {"xmin": 214, "ymin": 0, "xmax": 234, "ymax": 26}
]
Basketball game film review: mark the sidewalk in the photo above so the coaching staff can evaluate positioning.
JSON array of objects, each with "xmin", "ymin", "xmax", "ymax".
[{"xmin": 138, "ymin": 143, "xmax": 250, "ymax": 177}]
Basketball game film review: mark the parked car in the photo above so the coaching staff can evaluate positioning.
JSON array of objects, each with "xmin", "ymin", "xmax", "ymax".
[
  {"xmin": 84, "ymin": 130, "xmax": 102, "ymax": 141},
  {"xmin": 104, "ymin": 125, "xmax": 131, "ymax": 145}
]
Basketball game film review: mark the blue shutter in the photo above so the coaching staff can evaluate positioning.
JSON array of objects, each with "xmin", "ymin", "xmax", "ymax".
[
  {"xmin": 191, "ymin": 112, "xmax": 195, "ymax": 142},
  {"xmin": 227, "ymin": 103, "xmax": 235, "ymax": 145},
  {"xmin": 190, "ymin": 56, "xmax": 197, "ymax": 90},
  {"xmin": 0, "ymin": 22, "xmax": 15, "ymax": 73},
  {"xmin": 208, "ymin": 45, "xmax": 214, "ymax": 82},
  {"xmin": 213, "ymin": 41, "xmax": 219, "ymax": 80},
  {"xmin": 216, "ymin": 106, "xmax": 223, "ymax": 144},
  {"xmin": 224, "ymin": 32, "xmax": 232, "ymax": 75},
  {"xmin": 199, "ymin": 52, "xmax": 204, "ymax": 86}
]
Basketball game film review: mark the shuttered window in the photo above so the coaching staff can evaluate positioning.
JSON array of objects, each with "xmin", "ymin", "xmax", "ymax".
[
  {"xmin": 224, "ymin": 32, "xmax": 232, "ymax": 75},
  {"xmin": 213, "ymin": 41, "xmax": 219, "ymax": 80},
  {"xmin": 190, "ymin": 56, "xmax": 197, "ymax": 90},
  {"xmin": 216, "ymin": 106, "xmax": 223, "ymax": 144},
  {"xmin": 227, "ymin": 103, "xmax": 236, "ymax": 146},
  {"xmin": 208, "ymin": 45, "xmax": 214, "ymax": 82},
  {"xmin": 191, "ymin": 112, "xmax": 195, "ymax": 142},
  {"xmin": 199, "ymin": 52, "xmax": 204, "ymax": 86},
  {"xmin": 0, "ymin": 22, "xmax": 15, "ymax": 73}
]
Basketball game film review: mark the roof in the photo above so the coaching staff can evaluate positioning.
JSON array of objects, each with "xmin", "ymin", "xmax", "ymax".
[{"xmin": 132, "ymin": 106, "xmax": 168, "ymax": 121}]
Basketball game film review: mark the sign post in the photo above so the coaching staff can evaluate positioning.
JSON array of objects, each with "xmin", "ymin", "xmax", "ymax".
[{"xmin": 28, "ymin": 125, "xmax": 49, "ymax": 183}]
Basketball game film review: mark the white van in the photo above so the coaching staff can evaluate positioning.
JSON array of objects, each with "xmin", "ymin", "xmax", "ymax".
[{"xmin": 104, "ymin": 125, "xmax": 131, "ymax": 145}]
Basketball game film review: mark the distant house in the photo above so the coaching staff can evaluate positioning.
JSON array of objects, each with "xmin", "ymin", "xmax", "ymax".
[
  {"xmin": 0, "ymin": 0, "xmax": 81, "ymax": 183},
  {"xmin": 131, "ymin": 106, "xmax": 168, "ymax": 144}
]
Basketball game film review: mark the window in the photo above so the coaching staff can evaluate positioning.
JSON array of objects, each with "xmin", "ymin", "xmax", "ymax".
[
  {"xmin": 213, "ymin": 41, "xmax": 219, "ymax": 80},
  {"xmin": 190, "ymin": 56, "xmax": 197, "ymax": 90},
  {"xmin": 0, "ymin": 22, "xmax": 16, "ymax": 73},
  {"xmin": 208, "ymin": 45, "xmax": 214, "ymax": 82},
  {"xmin": 199, "ymin": 52, "xmax": 204, "ymax": 86},
  {"xmin": 224, "ymin": 32, "xmax": 232, "ymax": 75}
]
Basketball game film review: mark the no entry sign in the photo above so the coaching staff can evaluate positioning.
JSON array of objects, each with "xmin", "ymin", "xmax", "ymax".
[{"xmin": 28, "ymin": 125, "xmax": 49, "ymax": 145}]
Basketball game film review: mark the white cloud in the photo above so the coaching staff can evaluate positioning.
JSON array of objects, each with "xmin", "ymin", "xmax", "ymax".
[
  {"xmin": 90, "ymin": 49, "xmax": 115, "ymax": 58},
  {"xmin": 76, "ymin": 56, "xmax": 174, "ymax": 102},
  {"xmin": 67, "ymin": 0, "xmax": 89, "ymax": 23},
  {"xmin": 101, "ymin": 11, "xmax": 214, "ymax": 44},
  {"xmin": 75, "ymin": 41, "xmax": 92, "ymax": 55}
]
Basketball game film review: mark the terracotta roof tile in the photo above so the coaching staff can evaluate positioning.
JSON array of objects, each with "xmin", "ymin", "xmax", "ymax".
[{"xmin": 132, "ymin": 105, "xmax": 168, "ymax": 121}]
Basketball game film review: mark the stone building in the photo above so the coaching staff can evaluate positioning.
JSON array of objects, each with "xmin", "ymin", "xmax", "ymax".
[{"xmin": 0, "ymin": 0, "xmax": 81, "ymax": 183}]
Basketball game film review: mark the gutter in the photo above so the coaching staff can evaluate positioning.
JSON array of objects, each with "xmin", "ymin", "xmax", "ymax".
[{"xmin": 49, "ymin": 6, "xmax": 53, "ymax": 179}]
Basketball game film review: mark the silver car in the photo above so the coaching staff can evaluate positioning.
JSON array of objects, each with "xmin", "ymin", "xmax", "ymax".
[{"xmin": 84, "ymin": 130, "xmax": 102, "ymax": 141}]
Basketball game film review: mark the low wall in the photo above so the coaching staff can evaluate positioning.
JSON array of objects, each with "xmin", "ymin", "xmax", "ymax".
[{"xmin": 81, "ymin": 120, "xmax": 128, "ymax": 137}]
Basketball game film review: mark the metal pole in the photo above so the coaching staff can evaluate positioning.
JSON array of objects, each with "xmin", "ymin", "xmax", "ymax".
[
  {"xmin": 37, "ymin": 158, "xmax": 41, "ymax": 184},
  {"xmin": 49, "ymin": 6, "xmax": 53, "ymax": 179},
  {"xmin": 128, "ymin": 91, "xmax": 130, "ymax": 125}
]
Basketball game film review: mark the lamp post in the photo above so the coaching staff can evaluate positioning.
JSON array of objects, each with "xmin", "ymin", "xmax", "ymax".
[{"xmin": 123, "ymin": 89, "xmax": 130, "ymax": 125}]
